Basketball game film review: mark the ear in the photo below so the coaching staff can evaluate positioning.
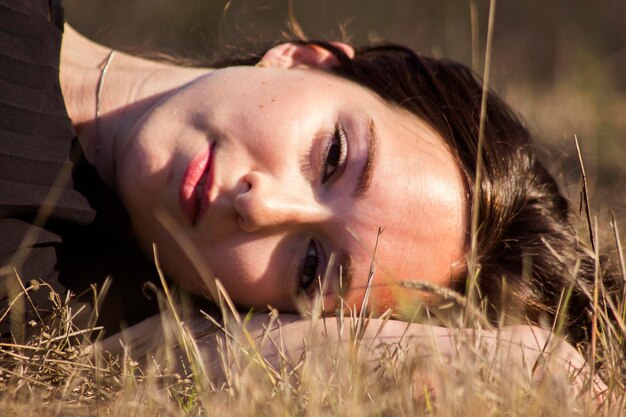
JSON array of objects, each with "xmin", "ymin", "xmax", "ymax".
[{"xmin": 259, "ymin": 42, "xmax": 355, "ymax": 69}]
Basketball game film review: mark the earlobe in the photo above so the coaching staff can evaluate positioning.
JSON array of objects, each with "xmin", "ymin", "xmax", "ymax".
[{"xmin": 259, "ymin": 42, "xmax": 355, "ymax": 70}]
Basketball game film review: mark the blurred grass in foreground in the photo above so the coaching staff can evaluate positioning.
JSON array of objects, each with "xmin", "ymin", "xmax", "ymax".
[{"xmin": 0, "ymin": 261, "xmax": 624, "ymax": 416}]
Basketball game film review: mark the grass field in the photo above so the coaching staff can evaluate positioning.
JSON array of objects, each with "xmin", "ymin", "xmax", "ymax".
[
  {"xmin": 1, "ymin": 257, "xmax": 624, "ymax": 416},
  {"xmin": 1, "ymin": 1, "xmax": 625, "ymax": 415}
]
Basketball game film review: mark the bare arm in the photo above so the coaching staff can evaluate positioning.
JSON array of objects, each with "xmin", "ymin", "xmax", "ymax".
[{"xmin": 99, "ymin": 311, "xmax": 605, "ymax": 402}]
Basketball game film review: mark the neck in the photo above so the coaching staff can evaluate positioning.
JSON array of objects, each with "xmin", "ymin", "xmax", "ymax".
[{"xmin": 59, "ymin": 24, "xmax": 209, "ymax": 189}]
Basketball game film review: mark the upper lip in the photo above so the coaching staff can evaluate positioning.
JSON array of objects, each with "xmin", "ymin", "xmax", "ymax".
[{"xmin": 180, "ymin": 143, "xmax": 215, "ymax": 225}]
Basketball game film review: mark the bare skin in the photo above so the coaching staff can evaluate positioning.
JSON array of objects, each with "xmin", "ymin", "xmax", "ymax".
[{"xmin": 99, "ymin": 314, "xmax": 606, "ymax": 402}]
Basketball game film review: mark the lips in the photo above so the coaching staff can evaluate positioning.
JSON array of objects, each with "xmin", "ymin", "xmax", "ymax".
[{"xmin": 180, "ymin": 144, "xmax": 214, "ymax": 225}]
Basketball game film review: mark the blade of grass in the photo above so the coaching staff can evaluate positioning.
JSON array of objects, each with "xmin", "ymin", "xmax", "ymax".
[
  {"xmin": 467, "ymin": 0, "xmax": 497, "ymax": 312},
  {"xmin": 469, "ymin": 1, "xmax": 480, "ymax": 73},
  {"xmin": 574, "ymin": 135, "xmax": 596, "ymax": 252},
  {"xmin": 354, "ymin": 227, "xmax": 383, "ymax": 343},
  {"xmin": 152, "ymin": 244, "xmax": 211, "ymax": 395},
  {"xmin": 590, "ymin": 217, "xmax": 600, "ymax": 383}
]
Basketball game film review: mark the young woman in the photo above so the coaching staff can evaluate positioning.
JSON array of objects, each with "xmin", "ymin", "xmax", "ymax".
[{"xmin": 0, "ymin": 0, "xmax": 616, "ymax": 351}]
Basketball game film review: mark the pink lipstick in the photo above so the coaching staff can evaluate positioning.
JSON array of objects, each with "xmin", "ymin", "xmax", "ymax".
[{"xmin": 180, "ymin": 144, "xmax": 214, "ymax": 225}]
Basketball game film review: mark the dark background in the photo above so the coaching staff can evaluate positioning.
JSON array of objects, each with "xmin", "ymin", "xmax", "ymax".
[{"xmin": 64, "ymin": 0, "xmax": 625, "ymax": 227}]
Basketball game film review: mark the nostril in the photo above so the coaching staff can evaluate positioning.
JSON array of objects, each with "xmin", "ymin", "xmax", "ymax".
[
  {"xmin": 234, "ymin": 185, "xmax": 256, "ymax": 232},
  {"xmin": 238, "ymin": 173, "xmax": 254, "ymax": 195},
  {"xmin": 234, "ymin": 171, "xmax": 268, "ymax": 232},
  {"xmin": 238, "ymin": 182, "xmax": 250, "ymax": 196}
]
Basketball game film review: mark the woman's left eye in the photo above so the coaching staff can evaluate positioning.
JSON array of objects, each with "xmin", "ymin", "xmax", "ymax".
[
  {"xmin": 298, "ymin": 240, "xmax": 323, "ymax": 295},
  {"xmin": 321, "ymin": 124, "xmax": 348, "ymax": 183}
]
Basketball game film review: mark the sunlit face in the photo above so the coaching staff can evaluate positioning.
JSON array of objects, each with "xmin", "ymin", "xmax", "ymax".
[{"xmin": 116, "ymin": 49, "xmax": 467, "ymax": 314}]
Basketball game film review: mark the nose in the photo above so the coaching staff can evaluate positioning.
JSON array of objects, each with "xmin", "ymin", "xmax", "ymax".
[{"xmin": 234, "ymin": 171, "xmax": 328, "ymax": 232}]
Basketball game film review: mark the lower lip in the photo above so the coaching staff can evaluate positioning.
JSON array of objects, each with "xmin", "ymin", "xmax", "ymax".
[{"xmin": 180, "ymin": 145, "xmax": 213, "ymax": 224}]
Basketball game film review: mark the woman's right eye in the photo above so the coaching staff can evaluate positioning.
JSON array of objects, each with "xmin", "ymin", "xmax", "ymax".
[
  {"xmin": 298, "ymin": 240, "xmax": 322, "ymax": 295},
  {"xmin": 321, "ymin": 124, "xmax": 348, "ymax": 184}
]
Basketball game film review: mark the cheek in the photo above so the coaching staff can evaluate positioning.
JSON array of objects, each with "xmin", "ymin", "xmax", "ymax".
[
  {"xmin": 118, "ymin": 123, "xmax": 177, "ymax": 211},
  {"xmin": 201, "ymin": 238, "xmax": 283, "ymax": 306}
]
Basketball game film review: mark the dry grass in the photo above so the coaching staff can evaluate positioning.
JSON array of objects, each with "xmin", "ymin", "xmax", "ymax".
[{"xmin": 1, "ymin": 218, "xmax": 625, "ymax": 417}]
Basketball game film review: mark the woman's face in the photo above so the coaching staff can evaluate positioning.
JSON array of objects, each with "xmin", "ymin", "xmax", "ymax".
[{"xmin": 116, "ymin": 45, "xmax": 467, "ymax": 313}]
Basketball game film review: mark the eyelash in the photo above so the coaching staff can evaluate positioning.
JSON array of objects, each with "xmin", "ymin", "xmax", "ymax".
[
  {"xmin": 321, "ymin": 124, "xmax": 348, "ymax": 183},
  {"xmin": 297, "ymin": 239, "xmax": 324, "ymax": 295}
]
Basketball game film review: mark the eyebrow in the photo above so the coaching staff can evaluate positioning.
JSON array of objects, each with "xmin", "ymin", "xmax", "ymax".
[{"xmin": 353, "ymin": 117, "xmax": 378, "ymax": 199}]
